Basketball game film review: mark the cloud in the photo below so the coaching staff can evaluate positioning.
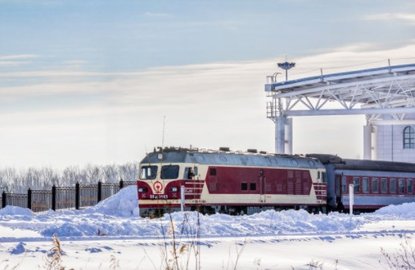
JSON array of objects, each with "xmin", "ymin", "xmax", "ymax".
[
  {"xmin": 63, "ymin": 60, "xmax": 88, "ymax": 67},
  {"xmin": 0, "ymin": 61, "xmax": 32, "ymax": 67},
  {"xmin": 0, "ymin": 42, "xmax": 414, "ymax": 168},
  {"xmin": 291, "ymin": 42, "xmax": 415, "ymax": 77},
  {"xmin": 0, "ymin": 54, "xmax": 38, "ymax": 67},
  {"xmin": 2, "ymin": 42, "xmax": 415, "ymax": 104},
  {"xmin": 363, "ymin": 13, "xmax": 415, "ymax": 24},
  {"xmin": 0, "ymin": 54, "xmax": 38, "ymax": 60}
]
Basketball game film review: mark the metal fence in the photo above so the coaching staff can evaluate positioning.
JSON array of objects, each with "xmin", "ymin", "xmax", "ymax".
[
  {"xmin": 80, "ymin": 184, "xmax": 98, "ymax": 207},
  {"xmin": 31, "ymin": 190, "xmax": 52, "ymax": 212},
  {"xmin": 1, "ymin": 180, "xmax": 136, "ymax": 212},
  {"xmin": 2, "ymin": 193, "xmax": 28, "ymax": 208}
]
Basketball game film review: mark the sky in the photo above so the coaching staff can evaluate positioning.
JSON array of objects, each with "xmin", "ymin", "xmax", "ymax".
[{"xmin": 0, "ymin": 0, "xmax": 414, "ymax": 169}]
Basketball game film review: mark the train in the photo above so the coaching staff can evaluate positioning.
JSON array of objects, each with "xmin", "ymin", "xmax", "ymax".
[{"xmin": 136, "ymin": 147, "xmax": 415, "ymax": 216}]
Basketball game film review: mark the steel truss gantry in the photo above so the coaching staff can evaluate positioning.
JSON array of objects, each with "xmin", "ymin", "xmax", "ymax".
[{"xmin": 265, "ymin": 63, "xmax": 415, "ymax": 159}]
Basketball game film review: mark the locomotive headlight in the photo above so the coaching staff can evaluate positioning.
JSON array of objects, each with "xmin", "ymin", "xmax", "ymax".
[
  {"xmin": 138, "ymin": 188, "xmax": 144, "ymax": 193},
  {"xmin": 171, "ymin": 187, "xmax": 178, "ymax": 192}
]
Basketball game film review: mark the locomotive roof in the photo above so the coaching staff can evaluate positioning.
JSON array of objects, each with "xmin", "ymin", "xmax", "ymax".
[
  {"xmin": 307, "ymin": 154, "xmax": 415, "ymax": 173},
  {"xmin": 141, "ymin": 147, "xmax": 325, "ymax": 169}
]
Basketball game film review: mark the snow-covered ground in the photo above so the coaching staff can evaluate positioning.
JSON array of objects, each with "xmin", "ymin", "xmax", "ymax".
[{"xmin": 1, "ymin": 186, "xmax": 414, "ymax": 269}]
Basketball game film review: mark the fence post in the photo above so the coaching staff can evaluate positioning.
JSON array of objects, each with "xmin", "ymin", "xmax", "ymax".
[
  {"xmin": 119, "ymin": 178, "xmax": 124, "ymax": 190},
  {"xmin": 2, "ymin": 191, "xmax": 6, "ymax": 208},
  {"xmin": 75, "ymin": 182, "xmax": 80, "ymax": 210},
  {"xmin": 349, "ymin": 183, "xmax": 354, "ymax": 216},
  {"xmin": 97, "ymin": 181, "xmax": 102, "ymax": 202},
  {"xmin": 27, "ymin": 188, "xmax": 32, "ymax": 210},
  {"xmin": 51, "ymin": 185, "xmax": 56, "ymax": 211},
  {"xmin": 180, "ymin": 185, "xmax": 185, "ymax": 212}
]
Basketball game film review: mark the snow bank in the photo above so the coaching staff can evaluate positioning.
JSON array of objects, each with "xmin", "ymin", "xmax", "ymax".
[
  {"xmin": 0, "ymin": 206, "xmax": 32, "ymax": 217},
  {"xmin": 165, "ymin": 210, "xmax": 363, "ymax": 237},
  {"xmin": 5, "ymin": 188, "xmax": 415, "ymax": 239},
  {"xmin": 86, "ymin": 185, "xmax": 139, "ymax": 217},
  {"xmin": 40, "ymin": 208, "xmax": 364, "ymax": 238},
  {"xmin": 375, "ymin": 202, "xmax": 415, "ymax": 218}
]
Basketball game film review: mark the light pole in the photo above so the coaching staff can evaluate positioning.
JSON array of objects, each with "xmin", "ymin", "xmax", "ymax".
[{"xmin": 278, "ymin": 61, "xmax": 296, "ymax": 81}]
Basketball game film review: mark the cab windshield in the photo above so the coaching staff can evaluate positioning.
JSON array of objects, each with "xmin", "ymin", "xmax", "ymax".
[
  {"xmin": 140, "ymin": 165, "xmax": 158, "ymax": 180},
  {"xmin": 161, "ymin": 165, "xmax": 179, "ymax": 179}
]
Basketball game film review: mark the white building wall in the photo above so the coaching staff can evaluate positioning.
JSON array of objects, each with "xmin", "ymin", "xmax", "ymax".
[{"xmin": 374, "ymin": 117, "xmax": 415, "ymax": 162}]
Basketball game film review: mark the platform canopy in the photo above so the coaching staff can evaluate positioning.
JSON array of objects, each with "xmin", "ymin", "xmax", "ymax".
[
  {"xmin": 265, "ymin": 63, "xmax": 415, "ymax": 122},
  {"xmin": 264, "ymin": 63, "xmax": 415, "ymax": 156}
]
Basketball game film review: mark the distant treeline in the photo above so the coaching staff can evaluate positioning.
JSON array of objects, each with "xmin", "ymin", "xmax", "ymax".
[{"xmin": 0, "ymin": 163, "xmax": 139, "ymax": 193}]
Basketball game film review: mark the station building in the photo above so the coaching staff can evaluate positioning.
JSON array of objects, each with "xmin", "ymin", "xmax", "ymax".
[
  {"xmin": 374, "ymin": 115, "xmax": 415, "ymax": 162},
  {"xmin": 265, "ymin": 63, "xmax": 415, "ymax": 163}
]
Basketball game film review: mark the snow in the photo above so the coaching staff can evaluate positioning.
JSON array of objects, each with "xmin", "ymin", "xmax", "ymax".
[
  {"xmin": 86, "ymin": 185, "xmax": 140, "ymax": 217},
  {"xmin": 9, "ymin": 242, "xmax": 26, "ymax": 255},
  {"xmin": 375, "ymin": 202, "xmax": 415, "ymax": 218},
  {"xmin": 0, "ymin": 205, "xmax": 33, "ymax": 217},
  {"xmin": 0, "ymin": 185, "xmax": 415, "ymax": 269}
]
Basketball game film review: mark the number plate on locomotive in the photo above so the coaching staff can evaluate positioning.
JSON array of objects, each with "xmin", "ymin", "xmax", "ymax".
[{"xmin": 149, "ymin": 194, "xmax": 168, "ymax": 200}]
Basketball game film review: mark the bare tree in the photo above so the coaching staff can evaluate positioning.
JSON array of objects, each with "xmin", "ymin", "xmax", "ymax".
[
  {"xmin": 84, "ymin": 164, "xmax": 103, "ymax": 184},
  {"xmin": 0, "ymin": 162, "xmax": 139, "ymax": 192},
  {"xmin": 102, "ymin": 165, "xmax": 119, "ymax": 183}
]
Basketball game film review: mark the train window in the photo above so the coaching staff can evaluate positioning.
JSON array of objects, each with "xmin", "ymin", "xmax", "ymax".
[
  {"xmin": 317, "ymin": 171, "xmax": 320, "ymax": 179},
  {"xmin": 408, "ymin": 179, "xmax": 413, "ymax": 194},
  {"xmin": 184, "ymin": 167, "xmax": 195, "ymax": 180},
  {"xmin": 398, "ymin": 179, "xmax": 406, "ymax": 194},
  {"xmin": 321, "ymin": 172, "xmax": 327, "ymax": 183},
  {"xmin": 250, "ymin": 183, "xmax": 256, "ymax": 190},
  {"xmin": 139, "ymin": 166, "xmax": 158, "ymax": 180},
  {"xmin": 210, "ymin": 168, "xmax": 217, "ymax": 176},
  {"xmin": 381, "ymin": 178, "xmax": 388, "ymax": 193},
  {"xmin": 362, "ymin": 177, "xmax": 369, "ymax": 193},
  {"xmin": 183, "ymin": 166, "xmax": 198, "ymax": 179},
  {"xmin": 353, "ymin": 177, "xmax": 360, "ymax": 193},
  {"xmin": 390, "ymin": 178, "xmax": 397, "ymax": 193},
  {"xmin": 161, "ymin": 165, "xmax": 179, "ymax": 179},
  {"xmin": 241, "ymin": 183, "xmax": 248, "ymax": 191},
  {"xmin": 341, "ymin": 176, "xmax": 347, "ymax": 193},
  {"xmin": 403, "ymin": 126, "xmax": 415, "ymax": 149},
  {"xmin": 371, "ymin": 178, "xmax": 379, "ymax": 193}
]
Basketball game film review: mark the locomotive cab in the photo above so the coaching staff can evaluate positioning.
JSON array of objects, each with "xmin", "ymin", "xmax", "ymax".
[{"xmin": 138, "ymin": 163, "xmax": 199, "ymax": 196}]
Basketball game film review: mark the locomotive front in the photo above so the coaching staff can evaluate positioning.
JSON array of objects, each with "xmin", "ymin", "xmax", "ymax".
[{"xmin": 137, "ymin": 148, "xmax": 204, "ymax": 216}]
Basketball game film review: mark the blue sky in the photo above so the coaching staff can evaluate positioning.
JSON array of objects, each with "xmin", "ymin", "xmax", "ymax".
[
  {"xmin": 1, "ymin": 0, "xmax": 414, "ymax": 71},
  {"xmin": 0, "ymin": 0, "xmax": 414, "ymax": 168}
]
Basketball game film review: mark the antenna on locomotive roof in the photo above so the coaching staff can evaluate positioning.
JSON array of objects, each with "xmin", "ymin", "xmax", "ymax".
[
  {"xmin": 158, "ymin": 115, "xmax": 166, "ymax": 161},
  {"xmin": 161, "ymin": 115, "xmax": 166, "ymax": 149}
]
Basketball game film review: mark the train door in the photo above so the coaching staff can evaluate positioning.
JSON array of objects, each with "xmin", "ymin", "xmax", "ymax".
[
  {"xmin": 294, "ymin": 171, "xmax": 302, "ymax": 194},
  {"xmin": 183, "ymin": 164, "xmax": 199, "ymax": 201},
  {"xmin": 334, "ymin": 174, "xmax": 345, "ymax": 211},
  {"xmin": 259, "ymin": 169, "xmax": 266, "ymax": 203},
  {"xmin": 207, "ymin": 167, "xmax": 218, "ymax": 192},
  {"xmin": 287, "ymin": 170, "xmax": 294, "ymax": 194},
  {"xmin": 335, "ymin": 174, "xmax": 342, "ymax": 197}
]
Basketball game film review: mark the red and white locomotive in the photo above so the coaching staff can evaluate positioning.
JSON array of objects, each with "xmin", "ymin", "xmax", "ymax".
[
  {"xmin": 137, "ymin": 147, "xmax": 415, "ymax": 216},
  {"xmin": 137, "ymin": 147, "xmax": 327, "ymax": 216}
]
